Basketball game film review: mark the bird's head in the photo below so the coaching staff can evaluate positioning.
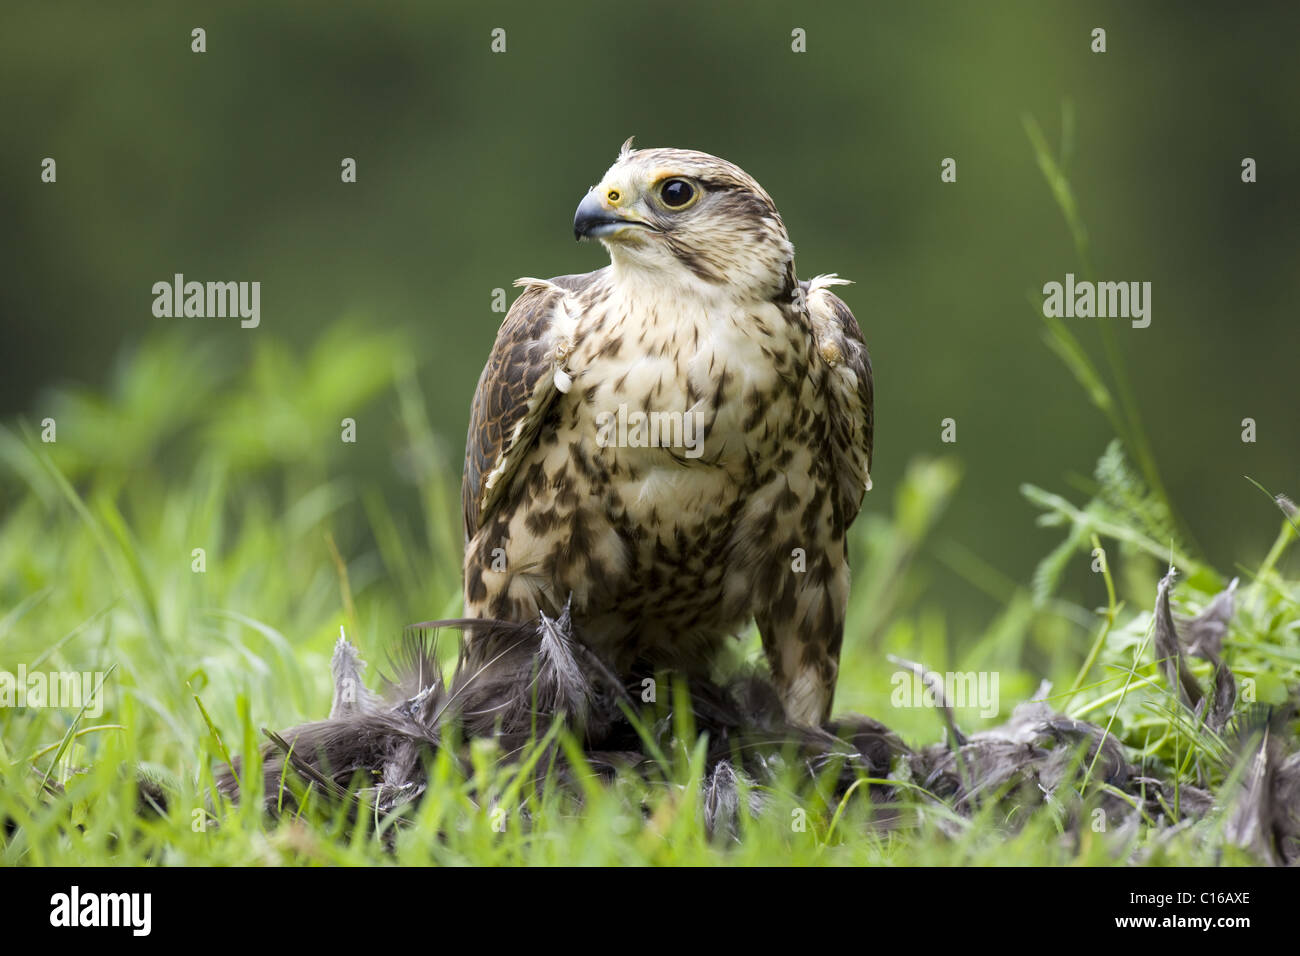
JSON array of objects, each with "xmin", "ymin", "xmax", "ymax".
[{"xmin": 574, "ymin": 140, "xmax": 796, "ymax": 299}]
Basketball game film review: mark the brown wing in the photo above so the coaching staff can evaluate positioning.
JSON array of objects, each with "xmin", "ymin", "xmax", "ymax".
[
  {"xmin": 461, "ymin": 272, "xmax": 597, "ymax": 542},
  {"xmin": 803, "ymin": 275, "xmax": 874, "ymax": 527}
]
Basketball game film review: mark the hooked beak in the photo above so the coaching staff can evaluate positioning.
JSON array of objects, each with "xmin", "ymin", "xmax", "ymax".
[{"xmin": 573, "ymin": 190, "xmax": 654, "ymax": 241}]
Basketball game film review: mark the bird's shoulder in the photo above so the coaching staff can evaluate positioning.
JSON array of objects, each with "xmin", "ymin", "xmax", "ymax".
[
  {"xmin": 799, "ymin": 274, "xmax": 874, "ymax": 520},
  {"xmin": 461, "ymin": 268, "xmax": 606, "ymax": 541}
]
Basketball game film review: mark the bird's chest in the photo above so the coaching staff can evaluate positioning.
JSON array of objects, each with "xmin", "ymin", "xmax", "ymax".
[{"xmin": 563, "ymin": 294, "xmax": 812, "ymax": 550}]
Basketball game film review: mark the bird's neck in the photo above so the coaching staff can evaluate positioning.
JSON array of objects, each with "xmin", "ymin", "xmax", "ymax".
[{"xmin": 607, "ymin": 255, "xmax": 781, "ymax": 314}]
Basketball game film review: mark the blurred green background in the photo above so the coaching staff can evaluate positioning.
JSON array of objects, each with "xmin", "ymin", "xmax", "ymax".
[{"xmin": 2, "ymin": 0, "xmax": 1297, "ymax": 635}]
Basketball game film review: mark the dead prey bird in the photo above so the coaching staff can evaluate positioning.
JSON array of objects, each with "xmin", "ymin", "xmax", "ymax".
[
  {"xmin": 216, "ymin": 576, "xmax": 1299, "ymax": 862},
  {"xmin": 229, "ymin": 611, "xmax": 903, "ymax": 834},
  {"xmin": 461, "ymin": 141, "xmax": 874, "ymax": 725}
]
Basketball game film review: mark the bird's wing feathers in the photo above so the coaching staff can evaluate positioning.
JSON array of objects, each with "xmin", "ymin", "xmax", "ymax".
[
  {"xmin": 464, "ymin": 269, "xmax": 872, "ymax": 541},
  {"xmin": 461, "ymin": 273, "xmax": 591, "ymax": 541},
  {"xmin": 803, "ymin": 275, "xmax": 874, "ymax": 526}
]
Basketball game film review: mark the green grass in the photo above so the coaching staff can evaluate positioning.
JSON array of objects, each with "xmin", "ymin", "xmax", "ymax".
[
  {"xmin": 2, "ymin": 327, "xmax": 1295, "ymax": 866},
  {"xmin": 1, "ymin": 115, "xmax": 1297, "ymax": 865}
]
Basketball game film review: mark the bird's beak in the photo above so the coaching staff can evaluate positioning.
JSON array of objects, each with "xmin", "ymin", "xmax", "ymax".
[{"xmin": 573, "ymin": 190, "xmax": 652, "ymax": 241}]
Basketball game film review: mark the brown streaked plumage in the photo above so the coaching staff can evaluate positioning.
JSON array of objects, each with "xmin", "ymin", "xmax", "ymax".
[{"xmin": 461, "ymin": 141, "xmax": 873, "ymax": 724}]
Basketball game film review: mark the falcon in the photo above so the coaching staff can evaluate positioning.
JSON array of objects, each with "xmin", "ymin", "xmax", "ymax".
[{"xmin": 461, "ymin": 141, "xmax": 873, "ymax": 724}]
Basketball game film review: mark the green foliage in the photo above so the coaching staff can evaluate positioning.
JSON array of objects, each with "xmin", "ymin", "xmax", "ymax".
[
  {"xmin": 1, "ymin": 114, "xmax": 1296, "ymax": 863},
  {"xmin": 1, "ymin": 317, "xmax": 1296, "ymax": 865}
]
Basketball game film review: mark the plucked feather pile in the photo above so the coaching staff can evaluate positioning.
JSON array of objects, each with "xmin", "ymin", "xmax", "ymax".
[{"xmin": 220, "ymin": 577, "xmax": 1300, "ymax": 862}]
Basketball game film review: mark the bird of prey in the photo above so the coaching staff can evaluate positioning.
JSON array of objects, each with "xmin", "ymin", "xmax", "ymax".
[{"xmin": 461, "ymin": 141, "xmax": 873, "ymax": 724}]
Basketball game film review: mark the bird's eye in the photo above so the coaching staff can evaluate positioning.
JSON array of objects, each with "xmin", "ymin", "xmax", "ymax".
[{"xmin": 659, "ymin": 178, "xmax": 697, "ymax": 209}]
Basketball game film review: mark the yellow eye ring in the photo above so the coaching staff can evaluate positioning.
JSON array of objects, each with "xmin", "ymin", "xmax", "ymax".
[
  {"xmin": 657, "ymin": 178, "xmax": 699, "ymax": 210},
  {"xmin": 607, "ymin": 189, "xmax": 620, "ymax": 203}
]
